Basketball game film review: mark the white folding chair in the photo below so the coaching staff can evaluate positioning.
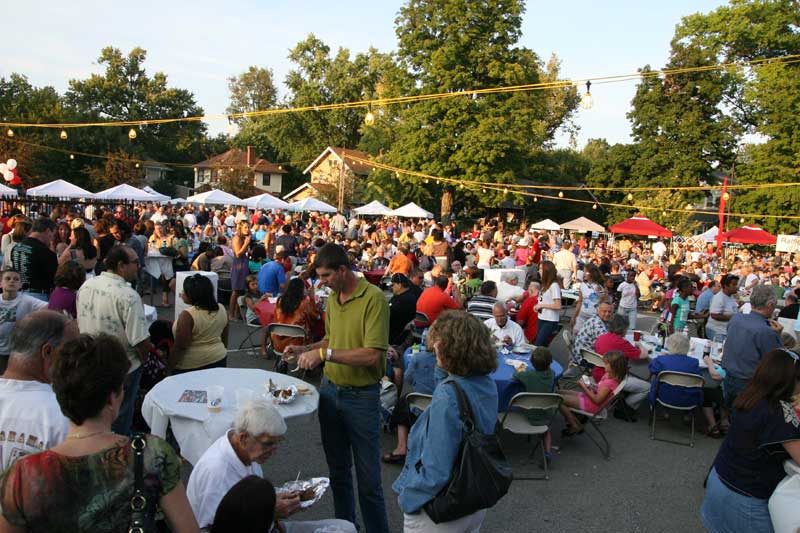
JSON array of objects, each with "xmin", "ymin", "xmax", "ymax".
[
  {"xmin": 406, "ymin": 393, "xmax": 433, "ymax": 424},
  {"xmin": 498, "ymin": 393, "xmax": 563, "ymax": 480},
  {"xmin": 580, "ymin": 349, "xmax": 605, "ymax": 368},
  {"xmin": 568, "ymin": 377, "xmax": 628, "ymax": 459},
  {"xmin": 561, "ymin": 327, "xmax": 574, "ymax": 349},
  {"xmin": 266, "ymin": 323, "xmax": 307, "ymax": 372},
  {"xmin": 650, "ymin": 371, "xmax": 705, "ymax": 447},
  {"xmin": 237, "ymin": 295, "xmax": 263, "ymax": 358}
]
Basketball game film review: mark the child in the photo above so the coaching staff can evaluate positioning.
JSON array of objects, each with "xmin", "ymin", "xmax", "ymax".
[
  {"xmin": 617, "ymin": 270, "xmax": 640, "ymax": 330},
  {"xmin": 243, "ymin": 274, "xmax": 268, "ymax": 326},
  {"xmin": 513, "ymin": 347, "xmax": 556, "ymax": 464},
  {"xmin": 559, "ymin": 350, "xmax": 628, "ymax": 435},
  {"xmin": 0, "ymin": 267, "xmax": 48, "ymax": 365}
]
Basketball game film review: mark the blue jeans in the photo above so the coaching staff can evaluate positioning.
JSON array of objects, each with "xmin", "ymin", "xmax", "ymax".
[
  {"xmin": 112, "ymin": 366, "xmax": 143, "ymax": 436},
  {"xmin": 318, "ymin": 378, "xmax": 389, "ymax": 533},
  {"xmin": 701, "ymin": 467, "xmax": 772, "ymax": 533},
  {"xmin": 534, "ymin": 319, "xmax": 560, "ymax": 347},
  {"xmin": 618, "ymin": 306, "xmax": 637, "ymax": 331}
]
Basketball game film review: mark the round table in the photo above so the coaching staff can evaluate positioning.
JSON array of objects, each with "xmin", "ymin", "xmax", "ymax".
[
  {"xmin": 144, "ymin": 252, "xmax": 174, "ymax": 280},
  {"xmin": 363, "ymin": 269, "xmax": 386, "ymax": 285},
  {"xmin": 402, "ymin": 346, "xmax": 564, "ymax": 411},
  {"xmin": 141, "ymin": 368, "xmax": 319, "ymax": 465}
]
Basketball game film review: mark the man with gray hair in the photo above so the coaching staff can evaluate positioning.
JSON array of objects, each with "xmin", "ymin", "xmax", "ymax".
[
  {"xmin": 721, "ymin": 284, "xmax": 783, "ymax": 408},
  {"xmin": 0, "ymin": 310, "xmax": 78, "ymax": 471},
  {"xmin": 187, "ymin": 398, "xmax": 355, "ymax": 532},
  {"xmin": 484, "ymin": 302, "xmax": 526, "ymax": 347}
]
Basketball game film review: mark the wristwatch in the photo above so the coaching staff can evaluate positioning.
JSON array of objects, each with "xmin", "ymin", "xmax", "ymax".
[{"xmin": 325, "ymin": 348, "xmax": 333, "ymax": 361}]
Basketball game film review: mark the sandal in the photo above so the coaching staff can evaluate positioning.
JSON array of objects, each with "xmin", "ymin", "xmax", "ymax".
[
  {"xmin": 381, "ymin": 452, "xmax": 407, "ymax": 465},
  {"xmin": 561, "ymin": 426, "xmax": 584, "ymax": 437},
  {"xmin": 703, "ymin": 425, "xmax": 722, "ymax": 439}
]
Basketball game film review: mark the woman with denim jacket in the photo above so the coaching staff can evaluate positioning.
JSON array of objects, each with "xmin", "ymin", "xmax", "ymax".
[{"xmin": 393, "ymin": 310, "xmax": 498, "ymax": 532}]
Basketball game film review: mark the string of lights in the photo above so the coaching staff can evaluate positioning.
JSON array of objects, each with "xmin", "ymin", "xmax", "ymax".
[{"xmin": 1, "ymin": 53, "xmax": 798, "ymax": 131}]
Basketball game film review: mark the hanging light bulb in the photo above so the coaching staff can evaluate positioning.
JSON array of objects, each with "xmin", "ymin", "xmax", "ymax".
[
  {"xmin": 685, "ymin": 203, "xmax": 693, "ymax": 210},
  {"xmin": 364, "ymin": 110, "xmax": 375, "ymax": 126},
  {"xmin": 558, "ymin": 191, "xmax": 564, "ymax": 198},
  {"xmin": 424, "ymin": 178, "xmax": 429, "ymax": 184},
  {"xmin": 459, "ymin": 183, "xmax": 464, "ymax": 189},
  {"xmin": 69, "ymin": 153, "xmax": 75, "ymax": 160},
  {"xmin": 627, "ymin": 192, "xmax": 633, "ymax": 201},
  {"xmin": 278, "ymin": 165, "xmax": 283, "ymax": 170},
  {"xmin": 6, "ymin": 128, "xmax": 13, "ymax": 138},
  {"xmin": 662, "ymin": 210, "xmax": 667, "ymax": 216},
  {"xmin": 740, "ymin": 217, "xmax": 745, "ymax": 224},
  {"xmin": 135, "ymin": 162, "xmax": 140, "ymax": 168},
  {"xmin": 482, "ymin": 188, "xmax": 487, "ymax": 193},
  {"xmin": 580, "ymin": 80, "xmax": 593, "ymax": 110},
  {"xmin": 722, "ymin": 192, "xmax": 730, "ymax": 201},
  {"xmin": 592, "ymin": 203, "xmax": 598, "ymax": 210},
  {"xmin": 230, "ymin": 167, "xmax": 235, "ymax": 172},
  {"xmin": 59, "ymin": 129, "xmax": 68, "ymax": 140},
  {"xmin": 128, "ymin": 128, "xmax": 137, "ymax": 140},
  {"xmin": 503, "ymin": 187, "xmax": 509, "ymax": 194}
]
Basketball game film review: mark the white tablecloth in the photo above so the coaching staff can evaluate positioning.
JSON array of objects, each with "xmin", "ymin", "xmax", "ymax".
[
  {"xmin": 144, "ymin": 253, "xmax": 174, "ymax": 280},
  {"xmin": 144, "ymin": 304, "xmax": 157, "ymax": 328},
  {"xmin": 141, "ymin": 368, "xmax": 319, "ymax": 465},
  {"xmin": 482, "ymin": 268, "xmax": 526, "ymax": 285}
]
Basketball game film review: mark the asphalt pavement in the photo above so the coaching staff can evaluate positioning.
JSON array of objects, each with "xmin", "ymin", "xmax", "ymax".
[{"xmin": 157, "ymin": 304, "xmax": 715, "ymax": 532}]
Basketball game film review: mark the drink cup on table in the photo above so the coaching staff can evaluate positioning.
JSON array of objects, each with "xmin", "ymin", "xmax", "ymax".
[
  {"xmin": 633, "ymin": 330, "xmax": 641, "ymax": 342},
  {"xmin": 207, "ymin": 385, "xmax": 224, "ymax": 413}
]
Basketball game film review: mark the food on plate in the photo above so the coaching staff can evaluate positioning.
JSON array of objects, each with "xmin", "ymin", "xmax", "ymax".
[
  {"xmin": 299, "ymin": 486, "xmax": 318, "ymax": 501},
  {"xmin": 272, "ymin": 388, "xmax": 294, "ymax": 399}
]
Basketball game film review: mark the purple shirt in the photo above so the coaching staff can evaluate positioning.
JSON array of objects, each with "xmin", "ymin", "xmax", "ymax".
[{"xmin": 48, "ymin": 287, "xmax": 77, "ymax": 318}]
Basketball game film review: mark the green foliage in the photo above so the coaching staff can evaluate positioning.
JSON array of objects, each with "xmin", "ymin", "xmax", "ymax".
[{"xmin": 226, "ymin": 67, "xmax": 278, "ymax": 123}]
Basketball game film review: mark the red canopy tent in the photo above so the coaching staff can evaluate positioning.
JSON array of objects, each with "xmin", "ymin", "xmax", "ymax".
[
  {"xmin": 610, "ymin": 215, "xmax": 673, "ymax": 238},
  {"xmin": 721, "ymin": 225, "xmax": 776, "ymax": 245}
]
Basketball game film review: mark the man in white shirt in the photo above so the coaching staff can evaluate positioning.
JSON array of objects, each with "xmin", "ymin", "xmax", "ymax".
[
  {"xmin": 706, "ymin": 274, "xmax": 740, "ymax": 340},
  {"xmin": 484, "ymin": 302, "xmax": 526, "ymax": 347},
  {"xmin": 652, "ymin": 239, "xmax": 667, "ymax": 261},
  {"xmin": 150, "ymin": 206, "xmax": 168, "ymax": 224},
  {"xmin": 552, "ymin": 240, "xmax": 578, "ymax": 289},
  {"xmin": 331, "ymin": 212, "xmax": 348, "ymax": 234},
  {"xmin": 187, "ymin": 399, "xmax": 355, "ymax": 532},
  {"xmin": 183, "ymin": 207, "xmax": 197, "ymax": 229},
  {"xmin": 77, "ymin": 246, "xmax": 150, "ymax": 436},
  {"xmin": 0, "ymin": 310, "xmax": 77, "ymax": 472}
]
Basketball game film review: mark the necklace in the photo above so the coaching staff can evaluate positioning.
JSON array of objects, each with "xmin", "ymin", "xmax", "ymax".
[{"xmin": 67, "ymin": 430, "xmax": 112, "ymax": 440}]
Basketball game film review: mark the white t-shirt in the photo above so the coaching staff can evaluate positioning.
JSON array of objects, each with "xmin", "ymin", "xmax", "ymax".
[
  {"xmin": 538, "ymin": 283, "xmax": 562, "ymax": 322},
  {"xmin": 499, "ymin": 256, "xmax": 516, "ymax": 269},
  {"xmin": 476, "ymin": 248, "xmax": 494, "ymax": 268},
  {"xmin": 0, "ymin": 295, "xmax": 48, "ymax": 355},
  {"xmin": 496, "ymin": 281, "xmax": 525, "ymax": 303},
  {"xmin": 617, "ymin": 281, "xmax": 638, "ymax": 309},
  {"xmin": 707, "ymin": 292, "xmax": 739, "ymax": 333},
  {"xmin": 183, "ymin": 213, "xmax": 197, "ymax": 228},
  {"xmin": 186, "ymin": 431, "xmax": 261, "ymax": 528},
  {"xmin": 150, "ymin": 212, "xmax": 168, "ymax": 224},
  {"xmin": 652, "ymin": 241, "xmax": 667, "ymax": 259},
  {"xmin": 0, "ymin": 379, "xmax": 70, "ymax": 472}
]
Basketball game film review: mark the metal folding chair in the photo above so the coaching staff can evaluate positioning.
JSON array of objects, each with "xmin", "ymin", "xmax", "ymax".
[
  {"xmin": 580, "ymin": 348, "xmax": 605, "ymax": 368},
  {"xmin": 237, "ymin": 295, "xmax": 263, "ymax": 358},
  {"xmin": 650, "ymin": 371, "xmax": 705, "ymax": 447},
  {"xmin": 498, "ymin": 393, "xmax": 563, "ymax": 480},
  {"xmin": 266, "ymin": 323, "xmax": 307, "ymax": 373},
  {"xmin": 568, "ymin": 377, "xmax": 628, "ymax": 459}
]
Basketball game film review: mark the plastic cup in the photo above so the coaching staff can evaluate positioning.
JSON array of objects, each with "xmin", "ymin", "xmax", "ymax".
[
  {"xmin": 633, "ymin": 331, "xmax": 641, "ymax": 342},
  {"xmin": 207, "ymin": 385, "xmax": 224, "ymax": 413},
  {"xmin": 235, "ymin": 388, "xmax": 254, "ymax": 408}
]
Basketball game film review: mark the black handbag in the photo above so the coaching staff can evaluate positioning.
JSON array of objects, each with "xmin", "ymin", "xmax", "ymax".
[{"xmin": 423, "ymin": 380, "xmax": 513, "ymax": 524}]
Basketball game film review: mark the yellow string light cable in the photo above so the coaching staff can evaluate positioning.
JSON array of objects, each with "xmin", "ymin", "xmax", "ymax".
[
  {"xmin": 344, "ymin": 153, "xmax": 800, "ymax": 193},
  {"xmin": 3, "ymin": 137, "xmax": 312, "ymax": 169},
  {"xmin": 2, "ymin": 53, "xmax": 799, "ymax": 130}
]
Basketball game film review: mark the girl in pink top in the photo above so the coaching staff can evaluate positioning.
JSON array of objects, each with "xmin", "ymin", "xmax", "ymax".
[{"xmin": 559, "ymin": 351, "xmax": 628, "ymax": 435}]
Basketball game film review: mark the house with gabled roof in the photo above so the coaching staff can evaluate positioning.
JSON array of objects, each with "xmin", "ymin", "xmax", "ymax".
[
  {"xmin": 193, "ymin": 146, "xmax": 287, "ymax": 195},
  {"xmin": 283, "ymin": 146, "xmax": 372, "ymax": 207}
]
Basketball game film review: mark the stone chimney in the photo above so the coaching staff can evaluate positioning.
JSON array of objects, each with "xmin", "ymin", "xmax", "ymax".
[{"xmin": 246, "ymin": 146, "xmax": 255, "ymax": 167}]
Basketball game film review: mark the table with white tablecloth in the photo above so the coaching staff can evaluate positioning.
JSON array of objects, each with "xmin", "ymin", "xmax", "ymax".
[
  {"xmin": 141, "ymin": 368, "xmax": 319, "ymax": 465},
  {"xmin": 143, "ymin": 304, "xmax": 157, "ymax": 328},
  {"xmin": 482, "ymin": 268, "xmax": 527, "ymax": 285},
  {"xmin": 144, "ymin": 252, "xmax": 174, "ymax": 280}
]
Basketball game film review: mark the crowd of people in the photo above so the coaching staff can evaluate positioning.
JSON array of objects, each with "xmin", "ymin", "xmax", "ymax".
[{"xmin": 0, "ymin": 198, "xmax": 799, "ymax": 531}]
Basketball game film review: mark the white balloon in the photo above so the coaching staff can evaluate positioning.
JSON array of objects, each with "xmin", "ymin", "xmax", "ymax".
[
  {"xmin": 0, "ymin": 164, "xmax": 6, "ymax": 173},
  {"xmin": 3, "ymin": 170, "xmax": 12, "ymax": 182},
  {"xmin": 6, "ymin": 159, "xmax": 16, "ymax": 170}
]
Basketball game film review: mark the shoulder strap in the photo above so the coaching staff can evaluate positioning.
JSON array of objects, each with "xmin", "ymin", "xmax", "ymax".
[
  {"xmin": 129, "ymin": 433, "xmax": 148, "ymax": 533},
  {"xmin": 446, "ymin": 380, "xmax": 475, "ymax": 432}
]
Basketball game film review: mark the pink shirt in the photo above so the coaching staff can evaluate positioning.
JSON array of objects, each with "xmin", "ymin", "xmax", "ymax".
[
  {"xmin": 514, "ymin": 247, "xmax": 530, "ymax": 266},
  {"xmin": 579, "ymin": 377, "xmax": 620, "ymax": 414}
]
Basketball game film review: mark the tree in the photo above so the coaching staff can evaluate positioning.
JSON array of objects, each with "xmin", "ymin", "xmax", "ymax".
[
  {"xmin": 371, "ymin": 0, "xmax": 579, "ymax": 218},
  {"xmin": 226, "ymin": 66, "xmax": 278, "ymax": 123},
  {"xmin": 82, "ymin": 149, "xmax": 141, "ymax": 190}
]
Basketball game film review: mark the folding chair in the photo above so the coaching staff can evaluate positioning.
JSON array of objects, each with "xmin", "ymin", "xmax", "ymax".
[
  {"xmin": 650, "ymin": 371, "xmax": 705, "ymax": 447},
  {"xmin": 561, "ymin": 327, "xmax": 574, "ymax": 350},
  {"xmin": 266, "ymin": 323, "xmax": 307, "ymax": 373},
  {"xmin": 580, "ymin": 349, "xmax": 605, "ymax": 368},
  {"xmin": 568, "ymin": 377, "xmax": 628, "ymax": 459},
  {"xmin": 411, "ymin": 312, "xmax": 431, "ymax": 344},
  {"xmin": 406, "ymin": 392, "xmax": 433, "ymax": 424},
  {"xmin": 498, "ymin": 393, "xmax": 563, "ymax": 480},
  {"xmin": 236, "ymin": 296, "xmax": 263, "ymax": 357}
]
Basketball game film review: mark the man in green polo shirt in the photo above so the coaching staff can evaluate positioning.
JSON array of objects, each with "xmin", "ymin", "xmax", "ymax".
[{"xmin": 291, "ymin": 243, "xmax": 390, "ymax": 533}]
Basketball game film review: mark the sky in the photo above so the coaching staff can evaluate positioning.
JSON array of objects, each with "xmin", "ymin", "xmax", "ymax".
[{"xmin": 3, "ymin": 0, "xmax": 729, "ymax": 149}]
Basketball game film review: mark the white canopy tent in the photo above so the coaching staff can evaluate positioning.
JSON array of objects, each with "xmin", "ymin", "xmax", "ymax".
[
  {"xmin": 170, "ymin": 198, "xmax": 187, "ymax": 204},
  {"xmin": 244, "ymin": 193, "xmax": 291, "ymax": 211},
  {"xmin": 388, "ymin": 202, "xmax": 434, "ymax": 219},
  {"xmin": 26, "ymin": 179, "xmax": 94, "ymax": 199},
  {"xmin": 0, "ymin": 183, "xmax": 18, "ymax": 197},
  {"xmin": 696, "ymin": 226, "xmax": 719, "ymax": 243},
  {"xmin": 94, "ymin": 184, "xmax": 157, "ymax": 202},
  {"xmin": 353, "ymin": 200, "xmax": 391, "ymax": 216},
  {"xmin": 288, "ymin": 197, "xmax": 338, "ymax": 213},
  {"xmin": 559, "ymin": 216, "xmax": 605, "ymax": 233},
  {"xmin": 186, "ymin": 189, "xmax": 247, "ymax": 207},
  {"xmin": 142, "ymin": 186, "xmax": 171, "ymax": 202},
  {"xmin": 529, "ymin": 218, "xmax": 560, "ymax": 231}
]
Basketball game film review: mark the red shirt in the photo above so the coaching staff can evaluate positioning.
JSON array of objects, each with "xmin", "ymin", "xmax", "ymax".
[
  {"xmin": 415, "ymin": 287, "xmax": 459, "ymax": 325},
  {"xmin": 515, "ymin": 294, "xmax": 539, "ymax": 342},
  {"xmin": 592, "ymin": 332, "xmax": 641, "ymax": 381}
]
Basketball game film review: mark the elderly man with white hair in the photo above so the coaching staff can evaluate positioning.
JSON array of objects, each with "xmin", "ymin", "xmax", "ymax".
[
  {"xmin": 187, "ymin": 398, "xmax": 355, "ymax": 533},
  {"xmin": 484, "ymin": 301, "xmax": 526, "ymax": 348}
]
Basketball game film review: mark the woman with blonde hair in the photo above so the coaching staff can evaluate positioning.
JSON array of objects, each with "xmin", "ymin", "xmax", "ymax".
[
  {"xmin": 393, "ymin": 310, "xmax": 499, "ymax": 531},
  {"xmin": 228, "ymin": 220, "xmax": 251, "ymax": 320}
]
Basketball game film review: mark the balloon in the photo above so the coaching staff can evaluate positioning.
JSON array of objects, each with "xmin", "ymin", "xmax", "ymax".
[
  {"xmin": 6, "ymin": 159, "xmax": 16, "ymax": 170},
  {"xmin": 3, "ymin": 170, "xmax": 12, "ymax": 182},
  {"xmin": 0, "ymin": 164, "xmax": 6, "ymax": 173}
]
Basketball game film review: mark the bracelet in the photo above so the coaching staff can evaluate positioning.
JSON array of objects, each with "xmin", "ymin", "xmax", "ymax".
[{"xmin": 319, "ymin": 348, "xmax": 324, "ymax": 362}]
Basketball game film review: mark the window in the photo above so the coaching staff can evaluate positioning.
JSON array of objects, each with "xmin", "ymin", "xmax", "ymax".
[{"xmin": 261, "ymin": 174, "xmax": 271, "ymax": 187}]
